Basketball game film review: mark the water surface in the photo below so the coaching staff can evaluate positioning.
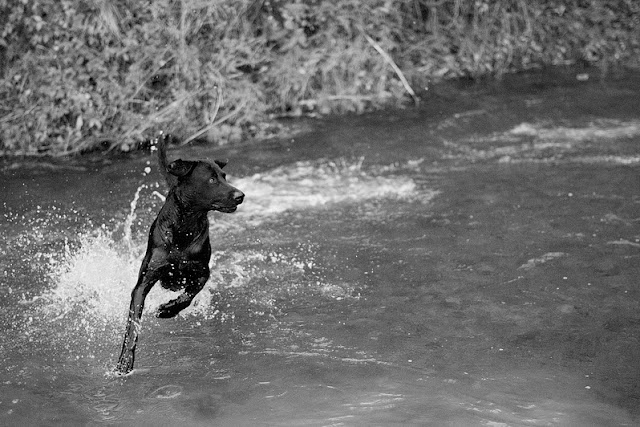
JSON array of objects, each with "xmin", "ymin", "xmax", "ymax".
[{"xmin": 1, "ymin": 68, "xmax": 639, "ymax": 425}]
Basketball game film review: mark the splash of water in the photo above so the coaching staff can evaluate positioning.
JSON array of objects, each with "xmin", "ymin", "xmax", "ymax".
[
  {"xmin": 24, "ymin": 158, "xmax": 427, "ymax": 351},
  {"xmin": 122, "ymin": 184, "xmax": 147, "ymax": 251}
]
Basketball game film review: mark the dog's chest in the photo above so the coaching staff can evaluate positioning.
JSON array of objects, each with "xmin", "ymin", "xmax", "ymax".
[
  {"xmin": 160, "ymin": 258, "xmax": 209, "ymax": 290},
  {"xmin": 168, "ymin": 227, "xmax": 210, "ymax": 257}
]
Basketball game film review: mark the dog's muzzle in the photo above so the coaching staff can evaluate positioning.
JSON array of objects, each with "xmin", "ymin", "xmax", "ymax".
[
  {"xmin": 232, "ymin": 190, "xmax": 244, "ymax": 205},
  {"xmin": 216, "ymin": 189, "xmax": 244, "ymax": 213}
]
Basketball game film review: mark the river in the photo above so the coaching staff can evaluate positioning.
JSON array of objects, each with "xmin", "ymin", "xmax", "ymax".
[{"xmin": 1, "ymin": 67, "xmax": 639, "ymax": 425}]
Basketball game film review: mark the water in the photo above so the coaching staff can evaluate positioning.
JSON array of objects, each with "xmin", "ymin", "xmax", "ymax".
[{"xmin": 1, "ymin": 68, "xmax": 639, "ymax": 425}]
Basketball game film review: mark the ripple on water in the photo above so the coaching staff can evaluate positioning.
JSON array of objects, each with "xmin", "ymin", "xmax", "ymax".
[{"xmin": 146, "ymin": 385, "xmax": 184, "ymax": 399}]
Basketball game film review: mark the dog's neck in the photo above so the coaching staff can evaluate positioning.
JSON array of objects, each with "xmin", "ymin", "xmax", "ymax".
[
  {"xmin": 168, "ymin": 190, "xmax": 210, "ymax": 225},
  {"xmin": 158, "ymin": 191, "xmax": 210, "ymax": 250}
]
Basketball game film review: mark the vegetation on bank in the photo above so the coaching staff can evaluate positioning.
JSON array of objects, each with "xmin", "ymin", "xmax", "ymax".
[{"xmin": 1, "ymin": 0, "xmax": 638, "ymax": 156}]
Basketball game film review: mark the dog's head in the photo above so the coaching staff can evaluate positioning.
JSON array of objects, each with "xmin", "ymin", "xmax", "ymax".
[{"xmin": 167, "ymin": 158, "xmax": 244, "ymax": 213}]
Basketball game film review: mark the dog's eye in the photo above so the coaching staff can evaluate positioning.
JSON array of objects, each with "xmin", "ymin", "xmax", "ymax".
[{"xmin": 208, "ymin": 177, "xmax": 217, "ymax": 184}]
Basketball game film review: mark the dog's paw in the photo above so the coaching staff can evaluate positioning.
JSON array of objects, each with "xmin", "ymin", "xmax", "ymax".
[
  {"xmin": 112, "ymin": 368, "xmax": 134, "ymax": 377},
  {"xmin": 156, "ymin": 304, "xmax": 180, "ymax": 318},
  {"xmin": 115, "ymin": 358, "xmax": 134, "ymax": 376}
]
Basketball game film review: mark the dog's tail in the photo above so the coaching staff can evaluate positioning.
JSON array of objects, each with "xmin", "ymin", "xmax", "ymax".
[
  {"xmin": 156, "ymin": 134, "xmax": 175, "ymax": 186},
  {"xmin": 157, "ymin": 134, "xmax": 169, "ymax": 170},
  {"xmin": 156, "ymin": 134, "xmax": 197, "ymax": 186}
]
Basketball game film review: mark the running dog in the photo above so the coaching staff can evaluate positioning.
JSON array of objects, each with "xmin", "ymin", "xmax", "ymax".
[{"xmin": 116, "ymin": 135, "xmax": 244, "ymax": 374}]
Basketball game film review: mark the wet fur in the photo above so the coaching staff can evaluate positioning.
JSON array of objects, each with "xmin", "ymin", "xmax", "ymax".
[{"xmin": 115, "ymin": 135, "xmax": 244, "ymax": 374}]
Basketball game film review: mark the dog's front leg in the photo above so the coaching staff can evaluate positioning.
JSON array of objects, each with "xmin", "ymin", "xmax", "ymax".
[
  {"xmin": 115, "ymin": 277, "xmax": 157, "ymax": 374},
  {"xmin": 115, "ymin": 252, "xmax": 165, "ymax": 374}
]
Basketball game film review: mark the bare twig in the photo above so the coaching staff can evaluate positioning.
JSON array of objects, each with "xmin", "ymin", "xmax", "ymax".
[
  {"xmin": 108, "ymin": 91, "xmax": 201, "ymax": 151},
  {"xmin": 127, "ymin": 49, "xmax": 173, "ymax": 103},
  {"xmin": 50, "ymin": 135, "xmax": 109, "ymax": 157},
  {"xmin": 181, "ymin": 98, "xmax": 247, "ymax": 146},
  {"xmin": 299, "ymin": 95, "xmax": 375, "ymax": 105},
  {"xmin": 0, "ymin": 105, "xmax": 37, "ymax": 124},
  {"xmin": 181, "ymin": 85, "xmax": 225, "ymax": 145},
  {"xmin": 358, "ymin": 25, "xmax": 420, "ymax": 106}
]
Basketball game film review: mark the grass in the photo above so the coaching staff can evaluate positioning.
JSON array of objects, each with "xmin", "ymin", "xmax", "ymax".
[{"xmin": 0, "ymin": 0, "xmax": 638, "ymax": 156}]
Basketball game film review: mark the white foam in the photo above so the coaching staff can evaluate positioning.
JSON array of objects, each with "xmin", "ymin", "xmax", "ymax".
[
  {"xmin": 510, "ymin": 120, "xmax": 640, "ymax": 141},
  {"xmin": 218, "ymin": 158, "xmax": 418, "ymax": 229},
  {"xmin": 518, "ymin": 252, "xmax": 567, "ymax": 271},
  {"xmin": 448, "ymin": 120, "xmax": 640, "ymax": 164}
]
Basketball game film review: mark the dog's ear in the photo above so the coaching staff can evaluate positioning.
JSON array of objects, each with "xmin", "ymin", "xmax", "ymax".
[
  {"xmin": 214, "ymin": 159, "xmax": 227, "ymax": 169},
  {"xmin": 167, "ymin": 159, "xmax": 197, "ymax": 177}
]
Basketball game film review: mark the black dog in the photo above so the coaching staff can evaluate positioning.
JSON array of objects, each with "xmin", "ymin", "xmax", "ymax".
[{"xmin": 115, "ymin": 135, "xmax": 244, "ymax": 374}]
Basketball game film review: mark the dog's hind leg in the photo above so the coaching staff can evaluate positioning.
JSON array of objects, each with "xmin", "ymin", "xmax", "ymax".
[{"xmin": 156, "ymin": 275, "xmax": 208, "ymax": 318}]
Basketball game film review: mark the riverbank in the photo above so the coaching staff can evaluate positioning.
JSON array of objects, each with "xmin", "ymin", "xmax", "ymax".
[{"xmin": 1, "ymin": 0, "xmax": 639, "ymax": 156}]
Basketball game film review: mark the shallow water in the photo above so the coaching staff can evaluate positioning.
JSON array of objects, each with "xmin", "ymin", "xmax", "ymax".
[{"xmin": 1, "ymin": 68, "xmax": 640, "ymax": 425}]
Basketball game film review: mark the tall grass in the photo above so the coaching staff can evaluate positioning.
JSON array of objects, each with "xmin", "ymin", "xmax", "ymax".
[{"xmin": 0, "ymin": 0, "xmax": 638, "ymax": 155}]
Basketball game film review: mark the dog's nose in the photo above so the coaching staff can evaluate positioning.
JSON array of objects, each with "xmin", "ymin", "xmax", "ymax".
[{"xmin": 232, "ymin": 190, "xmax": 244, "ymax": 204}]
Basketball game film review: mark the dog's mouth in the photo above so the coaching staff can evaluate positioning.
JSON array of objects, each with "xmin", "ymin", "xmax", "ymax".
[
  {"xmin": 215, "ymin": 205, "xmax": 238, "ymax": 213},
  {"xmin": 212, "ymin": 192, "xmax": 243, "ymax": 213}
]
